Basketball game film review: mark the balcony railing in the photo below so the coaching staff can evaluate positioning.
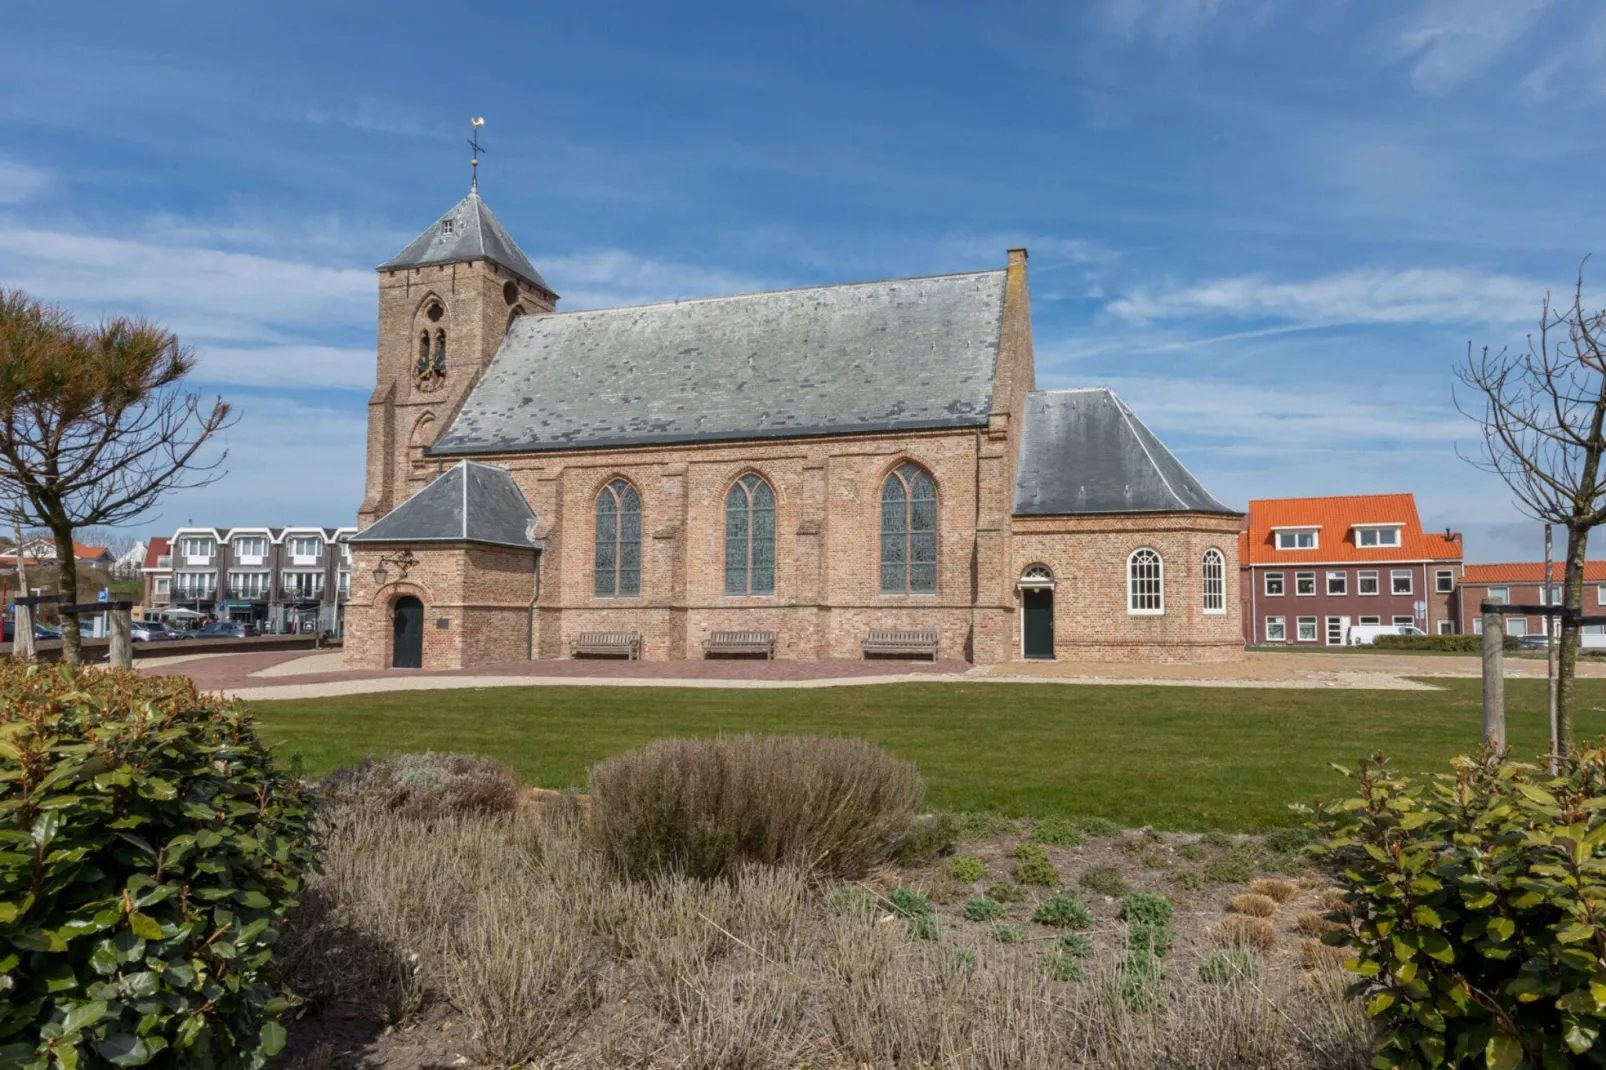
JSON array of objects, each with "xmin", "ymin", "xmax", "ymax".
[{"xmin": 172, "ymin": 587, "xmax": 216, "ymax": 602}]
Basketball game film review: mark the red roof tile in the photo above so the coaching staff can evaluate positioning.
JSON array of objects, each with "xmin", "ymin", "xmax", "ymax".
[
  {"xmin": 1242, "ymin": 494, "xmax": 1463, "ymax": 566},
  {"xmin": 1462, "ymin": 561, "xmax": 1606, "ymax": 584},
  {"xmin": 144, "ymin": 537, "xmax": 171, "ymax": 569}
]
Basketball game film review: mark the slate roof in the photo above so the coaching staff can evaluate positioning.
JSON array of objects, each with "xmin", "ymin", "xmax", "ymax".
[
  {"xmin": 429, "ymin": 270, "xmax": 1007, "ymax": 456},
  {"xmin": 1012, "ymin": 388, "xmax": 1238, "ymax": 517},
  {"xmin": 378, "ymin": 192, "xmax": 552, "ymax": 293},
  {"xmin": 1241, "ymin": 493, "xmax": 1462, "ymax": 565},
  {"xmin": 352, "ymin": 461, "xmax": 541, "ymax": 550}
]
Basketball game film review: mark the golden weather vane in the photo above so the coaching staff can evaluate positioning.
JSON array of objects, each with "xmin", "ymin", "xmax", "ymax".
[{"xmin": 468, "ymin": 117, "xmax": 486, "ymax": 193}]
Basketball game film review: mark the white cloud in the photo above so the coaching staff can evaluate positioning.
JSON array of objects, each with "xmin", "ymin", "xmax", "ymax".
[
  {"xmin": 0, "ymin": 161, "xmax": 46, "ymax": 205},
  {"xmin": 1100, "ymin": 0, "xmax": 1240, "ymax": 44},
  {"xmin": 1387, "ymin": 0, "xmax": 1553, "ymax": 95},
  {"xmin": 1519, "ymin": 8, "xmax": 1606, "ymax": 102},
  {"xmin": 542, "ymin": 249, "xmax": 771, "ymax": 308},
  {"xmin": 1108, "ymin": 267, "xmax": 1545, "ymax": 327},
  {"xmin": 192, "ymin": 346, "xmax": 374, "ymax": 391}
]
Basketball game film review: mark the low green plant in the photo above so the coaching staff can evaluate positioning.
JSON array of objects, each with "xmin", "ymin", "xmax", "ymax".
[
  {"xmin": 1010, "ymin": 844, "xmax": 1060, "ymax": 886},
  {"xmin": 896, "ymin": 812, "xmax": 958, "ymax": 862},
  {"xmin": 1177, "ymin": 842, "xmax": 1207, "ymax": 862},
  {"xmin": 953, "ymin": 947, "xmax": 976, "ymax": 969},
  {"xmin": 1045, "ymin": 953, "xmax": 1084, "ymax": 982},
  {"xmin": 1127, "ymin": 921, "xmax": 1171, "ymax": 956},
  {"xmin": 1076, "ymin": 816, "xmax": 1120, "ymax": 838},
  {"xmin": 1032, "ymin": 893, "xmax": 1092, "ymax": 930},
  {"xmin": 963, "ymin": 896, "xmax": 1007, "ymax": 922},
  {"xmin": 989, "ymin": 923, "xmax": 1025, "ymax": 944},
  {"xmin": 1259, "ymin": 850, "xmax": 1307, "ymax": 876},
  {"xmin": 951, "ymin": 812, "xmax": 993, "ymax": 841},
  {"xmin": 1201, "ymin": 848, "xmax": 1258, "ymax": 885},
  {"xmin": 987, "ymin": 882, "xmax": 1025, "ymax": 903},
  {"xmin": 825, "ymin": 885, "xmax": 876, "ymax": 918},
  {"xmin": 1120, "ymin": 948, "xmax": 1165, "ymax": 1011},
  {"xmin": 1140, "ymin": 851, "xmax": 1171, "ymax": 869},
  {"xmin": 887, "ymin": 888, "xmax": 932, "ymax": 919},
  {"xmin": 0, "ymin": 666, "xmax": 318, "ymax": 1069},
  {"xmin": 905, "ymin": 913, "xmax": 938, "ymax": 941},
  {"xmin": 1309, "ymin": 746, "xmax": 1606, "ymax": 1070},
  {"xmin": 1171, "ymin": 870, "xmax": 1205, "ymax": 892},
  {"xmin": 1077, "ymin": 865, "xmax": 1128, "ymax": 898},
  {"xmin": 1261, "ymin": 826, "xmax": 1314, "ymax": 854},
  {"xmin": 1198, "ymin": 950, "xmax": 1260, "ymax": 984},
  {"xmin": 1032, "ymin": 817, "xmax": 1084, "ymax": 847},
  {"xmin": 1056, "ymin": 932, "xmax": 1093, "ymax": 957},
  {"xmin": 1121, "ymin": 891, "xmax": 1174, "ymax": 928},
  {"xmin": 945, "ymin": 855, "xmax": 985, "ymax": 883},
  {"xmin": 1202, "ymin": 829, "xmax": 1233, "ymax": 849}
]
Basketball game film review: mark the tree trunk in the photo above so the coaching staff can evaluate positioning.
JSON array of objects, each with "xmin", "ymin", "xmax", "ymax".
[
  {"xmin": 50, "ymin": 524, "xmax": 81, "ymax": 666},
  {"xmin": 1560, "ymin": 524, "xmax": 1591, "ymax": 760}
]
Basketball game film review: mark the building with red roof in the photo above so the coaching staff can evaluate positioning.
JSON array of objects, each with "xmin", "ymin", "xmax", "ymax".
[
  {"xmin": 1459, "ymin": 561, "xmax": 1606, "ymax": 638},
  {"xmin": 1239, "ymin": 494, "xmax": 1464, "ymax": 645}
]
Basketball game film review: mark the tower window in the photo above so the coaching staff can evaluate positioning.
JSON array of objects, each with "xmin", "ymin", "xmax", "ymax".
[
  {"xmin": 426, "ymin": 302, "xmax": 444, "ymax": 322},
  {"xmin": 503, "ymin": 280, "xmax": 519, "ymax": 305},
  {"xmin": 441, "ymin": 218, "xmax": 454, "ymax": 236}
]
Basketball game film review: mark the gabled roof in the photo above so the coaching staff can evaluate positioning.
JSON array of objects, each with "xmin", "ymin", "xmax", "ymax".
[
  {"xmin": 352, "ymin": 460, "xmax": 540, "ymax": 550},
  {"xmin": 144, "ymin": 537, "xmax": 170, "ymax": 570},
  {"xmin": 1241, "ymin": 494, "xmax": 1463, "ymax": 565},
  {"xmin": 1463, "ymin": 561, "xmax": 1606, "ymax": 584},
  {"xmin": 430, "ymin": 269, "xmax": 1006, "ymax": 456},
  {"xmin": 1011, "ymin": 388, "xmax": 1237, "ymax": 516},
  {"xmin": 378, "ymin": 191, "xmax": 551, "ymax": 293}
]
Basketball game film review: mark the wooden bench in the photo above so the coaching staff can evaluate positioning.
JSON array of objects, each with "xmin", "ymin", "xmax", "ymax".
[
  {"xmin": 702, "ymin": 630, "xmax": 776, "ymax": 658},
  {"xmin": 862, "ymin": 628, "xmax": 940, "ymax": 660},
  {"xmin": 569, "ymin": 631, "xmax": 641, "ymax": 659}
]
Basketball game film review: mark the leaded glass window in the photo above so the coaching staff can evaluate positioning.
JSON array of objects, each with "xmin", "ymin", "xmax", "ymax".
[
  {"xmin": 1202, "ymin": 548, "xmax": 1225, "ymax": 613},
  {"xmin": 880, "ymin": 462, "xmax": 937, "ymax": 594},
  {"xmin": 724, "ymin": 474, "xmax": 776, "ymax": 595},
  {"xmin": 594, "ymin": 479, "xmax": 642, "ymax": 597},
  {"xmin": 1128, "ymin": 548, "xmax": 1164, "ymax": 614}
]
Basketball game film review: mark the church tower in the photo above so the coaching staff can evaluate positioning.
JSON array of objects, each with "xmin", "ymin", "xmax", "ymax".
[{"xmin": 359, "ymin": 191, "xmax": 557, "ymax": 527}]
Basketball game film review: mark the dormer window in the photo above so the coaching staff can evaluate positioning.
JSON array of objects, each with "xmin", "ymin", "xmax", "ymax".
[
  {"xmin": 1354, "ymin": 525, "xmax": 1402, "ymax": 548},
  {"xmin": 1273, "ymin": 529, "xmax": 1317, "ymax": 550},
  {"xmin": 441, "ymin": 218, "xmax": 455, "ymax": 236}
]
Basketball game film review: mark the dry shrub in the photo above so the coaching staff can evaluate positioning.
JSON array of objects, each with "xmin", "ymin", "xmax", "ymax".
[
  {"xmin": 1298, "ymin": 937, "xmax": 1349, "ymax": 971},
  {"xmin": 587, "ymin": 735, "xmax": 923, "ymax": 879},
  {"xmin": 1295, "ymin": 910, "xmax": 1346, "ymax": 937},
  {"xmin": 1210, "ymin": 914, "xmax": 1279, "ymax": 952},
  {"xmin": 1251, "ymin": 877, "xmax": 1298, "ymax": 903},
  {"xmin": 1318, "ymin": 887, "xmax": 1350, "ymax": 914},
  {"xmin": 319, "ymin": 751, "xmax": 521, "ymax": 820},
  {"xmin": 1229, "ymin": 893, "xmax": 1279, "ymax": 918}
]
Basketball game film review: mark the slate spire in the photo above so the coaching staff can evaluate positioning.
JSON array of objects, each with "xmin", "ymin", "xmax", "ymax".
[{"xmin": 378, "ymin": 192, "xmax": 551, "ymax": 294}]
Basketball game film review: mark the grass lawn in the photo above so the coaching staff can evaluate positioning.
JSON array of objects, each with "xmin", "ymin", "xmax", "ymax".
[{"xmin": 249, "ymin": 678, "xmax": 1606, "ymax": 832}]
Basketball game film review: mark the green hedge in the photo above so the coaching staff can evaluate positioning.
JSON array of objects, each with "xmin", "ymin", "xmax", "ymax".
[
  {"xmin": 0, "ymin": 665, "xmax": 317, "ymax": 1069},
  {"xmin": 1370, "ymin": 633, "xmax": 1517, "ymax": 653}
]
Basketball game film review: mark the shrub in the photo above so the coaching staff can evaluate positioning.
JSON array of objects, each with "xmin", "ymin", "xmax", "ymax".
[
  {"xmin": 320, "ymin": 751, "xmax": 520, "ymax": 820},
  {"xmin": 895, "ymin": 812, "xmax": 956, "ymax": 862},
  {"xmin": 1201, "ymin": 848, "xmax": 1258, "ymax": 885},
  {"xmin": 1032, "ymin": 816, "xmax": 1083, "ymax": 847},
  {"xmin": 1121, "ymin": 891, "xmax": 1174, "ymax": 929},
  {"xmin": 1032, "ymin": 894, "xmax": 1091, "ymax": 930},
  {"xmin": 1171, "ymin": 870, "xmax": 1204, "ymax": 892},
  {"xmin": 1228, "ymin": 893, "xmax": 1278, "ymax": 918},
  {"xmin": 986, "ymin": 882, "xmax": 1025, "ymax": 903},
  {"xmin": 1309, "ymin": 745, "xmax": 1606, "ymax": 1070},
  {"xmin": 1045, "ymin": 953, "xmax": 1084, "ymax": 982},
  {"xmin": 887, "ymin": 888, "xmax": 932, "ymax": 919},
  {"xmin": 1260, "ymin": 851, "xmax": 1307, "ymax": 876},
  {"xmin": 945, "ymin": 855, "xmax": 985, "ymax": 884},
  {"xmin": 1208, "ymin": 915, "xmax": 1277, "ymax": 953},
  {"xmin": 905, "ymin": 914, "xmax": 938, "ymax": 941},
  {"xmin": 1077, "ymin": 865, "xmax": 1128, "ymax": 898},
  {"xmin": 586, "ymin": 735, "xmax": 923, "ymax": 880},
  {"xmin": 1140, "ymin": 851, "xmax": 1171, "ymax": 869},
  {"xmin": 1076, "ymin": 816, "xmax": 1120, "ymax": 838},
  {"xmin": 1296, "ymin": 937, "xmax": 1347, "ymax": 971},
  {"xmin": 0, "ymin": 666, "xmax": 317, "ymax": 1069},
  {"xmin": 1294, "ymin": 911, "xmax": 1344, "ymax": 937},
  {"xmin": 989, "ymin": 923, "xmax": 1025, "ymax": 944},
  {"xmin": 1177, "ymin": 842, "xmax": 1207, "ymax": 862},
  {"xmin": 952, "ymin": 947, "xmax": 976, "ymax": 969},
  {"xmin": 1198, "ymin": 950, "xmax": 1260, "ymax": 984},
  {"xmin": 951, "ymin": 812, "xmax": 993, "ymax": 841},
  {"xmin": 1371, "ymin": 633, "xmax": 1516, "ymax": 652},
  {"xmin": 1261, "ymin": 826, "xmax": 1314, "ymax": 854},
  {"xmin": 963, "ymin": 896, "xmax": 1007, "ymax": 922},
  {"xmin": 1056, "ymin": 932, "xmax": 1093, "ymax": 957},
  {"xmin": 824, "ymin": 885, "xmax": 875, "ymax": 918},
  {"xmin": 1120, "ymin": 949, "xmax": 1165, "ymax": 1011},
  {"xmin": 1127, "ymin": 921, "xmax": 1171, "ymax": 956},
  {"xmin": 1318, "ymin": 887, "xmax": 1349, "ymax": 914},
  {"xmin": 1250, "ymin": 878, "xmax": 1298, "ymax": 903},
  {"xmin": 1010, "ymin": 844, "xmax": 1059, "ymax": 886}
]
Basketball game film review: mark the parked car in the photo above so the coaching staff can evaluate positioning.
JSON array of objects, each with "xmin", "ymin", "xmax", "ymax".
[
  {"xmin": 130, "ymin": 620, "xmax": 178, "ymax": 642},
  {"xmin": 193, "ymin": 621, "xmax": 260, "ymax": 639},
  {"xmin": 1517, "ymin": 634, "xmax": 1554, "ymax": 651},
  {"xmin": 32, "ymin": 625, "xmax": 61, "ymax": 641},
  {"xmin": 1344, "ymin": 624, "xmax": 1426, "ymax": 646}
]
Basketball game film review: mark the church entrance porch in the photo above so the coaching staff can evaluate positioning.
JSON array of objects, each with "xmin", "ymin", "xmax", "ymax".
[{"xmin": 392, "ymin": 596, "xmax": 424, "ymax": 669}]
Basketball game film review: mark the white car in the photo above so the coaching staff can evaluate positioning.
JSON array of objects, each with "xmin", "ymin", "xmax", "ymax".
[
  {"xmin": 130, "ymin": 620, "xmax": 178, "ymax": 642},
  {"xmin": 1345, "ymin": 624, "xmax": 1426, "ymax": 646}
]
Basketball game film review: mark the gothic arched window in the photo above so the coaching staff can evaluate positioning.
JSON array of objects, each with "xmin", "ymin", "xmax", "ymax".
[
  {"xmin": 1202, "ymin": 548, "xmax": 1226, "ymax": 614},
  {"xmin": 594, "ymin": 479, "xmax": 642, "ymax": 598},
  {"xmin": 880, "ymin": 462, "xmax": 937, "ymax": 594},
  {"xmin": 432, "ymin": 330, "xmax": 447, "ymax": 375},
  {"xmin": 417, "ymin": 331, "xmax": 431, "ymax": 375},
  {"xmin": 1128, "ymin": 548, "xmax": 1164, "ymax": 615},
  {"xmin": 724, "ymin": 474, "xmax": 775, "ymax": 596}
]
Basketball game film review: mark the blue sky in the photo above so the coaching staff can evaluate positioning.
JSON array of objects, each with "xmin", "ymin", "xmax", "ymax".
[{"xmin": 3, "ymin": 0, "xmax": 1604, "ymax": 561}]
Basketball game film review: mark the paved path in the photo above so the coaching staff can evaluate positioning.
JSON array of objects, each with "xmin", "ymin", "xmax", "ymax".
[{"xmin": 135, "ymin": 646, "xmax": 1605, "ymax": 701}]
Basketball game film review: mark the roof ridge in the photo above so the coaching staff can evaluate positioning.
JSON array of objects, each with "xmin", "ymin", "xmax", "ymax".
[{"xmin": 1109, "ymin": 393, "xmax": 1187, "ymax": 511}]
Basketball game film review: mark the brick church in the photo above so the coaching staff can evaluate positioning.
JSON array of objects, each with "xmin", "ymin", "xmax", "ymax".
[{"xmin": 345, "ymin": 188, "xmax": 1243, "ymax": 670}]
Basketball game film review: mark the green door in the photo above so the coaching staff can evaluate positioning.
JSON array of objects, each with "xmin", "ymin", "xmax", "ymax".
[{"xmin": 1023, "ymin": 588, "xmax": 1054, "ymax": 659}]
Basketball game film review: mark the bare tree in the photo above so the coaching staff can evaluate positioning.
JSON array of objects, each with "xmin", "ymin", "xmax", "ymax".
[
  {"xmin": 1457, "ymin": 263, "xmax": 1606, "ymax": 759},
  {"xmin": 0, "ymin": 290, "xmax": 232, "ymax": 664}
]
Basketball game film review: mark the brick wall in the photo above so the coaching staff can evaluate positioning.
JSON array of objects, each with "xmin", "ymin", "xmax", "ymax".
[{"xmin": 1240, "ymin": 561, "xmax": 1463, "ymax": 644}]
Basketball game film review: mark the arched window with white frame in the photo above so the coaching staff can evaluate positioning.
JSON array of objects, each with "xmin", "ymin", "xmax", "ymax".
[
  {"xmin": 1202, "ymin": 548, "xmax": 1226, "ymax": 614},
  {"xmin": 1128, "ymin": 548, "xmax": 1164, "ymax": 615}
]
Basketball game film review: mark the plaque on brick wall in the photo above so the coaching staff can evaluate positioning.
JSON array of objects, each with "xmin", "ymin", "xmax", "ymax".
[{"xmin": 435, "ymin": 618, "xmax": 450, "ymax": 629}]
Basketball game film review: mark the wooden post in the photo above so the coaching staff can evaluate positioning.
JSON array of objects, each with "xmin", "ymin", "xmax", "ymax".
[
  {"xmin": 1482, "ymin": 601, "xmax": 1506, "ymax": 747},
  {"xmin": 1546, "ymin": 525, "xmax": 1559, "ymax": 774},
  {"xmin": 108, "ymin": 605, "xmax": 132, "ymax": 669},
  {"xmin": 14, "ymin": 601, "xmax": 33, "ymax": 659}
]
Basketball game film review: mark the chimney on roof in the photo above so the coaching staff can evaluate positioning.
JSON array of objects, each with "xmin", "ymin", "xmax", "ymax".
[{"xmin": 1007, "ymin": 248, "xmax": 1027, "ymax": 266}]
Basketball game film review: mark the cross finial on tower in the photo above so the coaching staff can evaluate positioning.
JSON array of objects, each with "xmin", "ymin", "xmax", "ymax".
[{"xmin": 468, "ymin": 117, "xmax": 486, "ymax": 194}]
